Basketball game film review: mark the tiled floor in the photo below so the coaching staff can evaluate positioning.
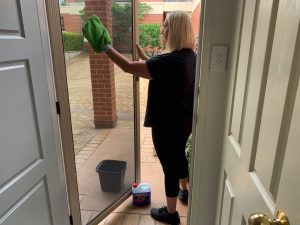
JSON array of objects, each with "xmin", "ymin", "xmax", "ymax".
[
  {"xmin": 77, "ymin": 126, "xmax": 188, "ymax": 225},
  {"xmin": 96, "ymin": 127, "xmax": 188, "ymax": 225}
]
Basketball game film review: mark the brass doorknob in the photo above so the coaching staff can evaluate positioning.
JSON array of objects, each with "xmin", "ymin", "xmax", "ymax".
[{"xmin": 248, "ymin": 211, "xmax": 289, "ymax": 225}]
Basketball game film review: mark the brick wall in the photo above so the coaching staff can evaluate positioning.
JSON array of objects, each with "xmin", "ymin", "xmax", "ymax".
[
  {"xmin": 191, "ymin": 3, "xmax": 200, "ymax": 37},
  {"xmin": 85, "ymin": 0, "xmax": 117, "ymax": 128},
  {"xmin": 140, "ymin": 14, "xmax": 163, "ymax": 25},
  {"xmin": 61, "ymin": 13, "xmax": 82, "ymax": 33},
  {"xmin": 71, "ymin": 15, "xmax": 82, "ymax": 33},
  {"xmin": 61, "ymin": 13, "xmax": 72, "ymax": 31}
]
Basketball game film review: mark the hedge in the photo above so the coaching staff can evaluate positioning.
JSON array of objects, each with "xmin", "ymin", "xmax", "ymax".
[{"xmin": 62, "ymin": 31, "xmax": 84, "ymax": 52}]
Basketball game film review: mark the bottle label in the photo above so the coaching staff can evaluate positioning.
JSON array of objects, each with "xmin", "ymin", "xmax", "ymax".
[{"xmin": 133, "ymin": 192, "xmax": 151, "ymax": 206}]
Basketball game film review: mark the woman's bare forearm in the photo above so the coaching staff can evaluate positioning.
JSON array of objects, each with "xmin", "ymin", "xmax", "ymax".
[{"xmin": 105, "ymin": 47, "xmax": 152, "ymax": 80}]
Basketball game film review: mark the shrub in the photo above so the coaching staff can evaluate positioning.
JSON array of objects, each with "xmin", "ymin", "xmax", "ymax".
[
  {"xmin": 185, "ymin": 135, "xmax": 192, "ymax": 169},
  {"xmin": 111, "ymin": 3, "xmax": 132, "ymax": 45},
  {"xmin": 62, "ymin": 31, "xmax": 84, "ymax": 52},
  {"xmin": 139, "ymin": 23, "xmax": 162, "ymax": 56}
]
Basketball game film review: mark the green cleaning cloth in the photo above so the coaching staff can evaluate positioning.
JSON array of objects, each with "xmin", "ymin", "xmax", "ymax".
[{"xmin": 82, "ymin": 15, "xmax": 112, "ymax": 52}]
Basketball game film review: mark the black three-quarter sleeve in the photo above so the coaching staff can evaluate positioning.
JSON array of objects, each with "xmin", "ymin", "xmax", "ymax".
[{"xmin": 146, "ymin": 53, "xmax": 184, "ymax": 84}]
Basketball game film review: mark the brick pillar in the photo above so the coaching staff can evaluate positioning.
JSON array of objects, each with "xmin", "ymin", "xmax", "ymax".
[{"xmin": 85, "ymin": 0, "xmax": 117, "ymax": 128}]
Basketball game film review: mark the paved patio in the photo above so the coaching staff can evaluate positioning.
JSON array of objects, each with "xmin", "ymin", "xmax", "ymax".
[{"xmin": 65, "ymin": 52, "xmax": 188, "ymax": 225}]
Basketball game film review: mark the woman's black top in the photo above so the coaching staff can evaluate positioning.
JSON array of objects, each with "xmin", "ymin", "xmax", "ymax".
[{"xmin": 144, "ymin": 48, "xmax": 196, "ymax": 130}]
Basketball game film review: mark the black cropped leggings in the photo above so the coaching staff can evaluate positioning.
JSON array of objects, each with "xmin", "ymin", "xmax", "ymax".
[{"xmin": 151, "ymin": 126, "xmax": 191, "ymax": 197}]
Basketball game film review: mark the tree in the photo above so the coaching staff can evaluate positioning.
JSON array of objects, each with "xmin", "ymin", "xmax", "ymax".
[
  {"xmin": 111, "ymin": 2, "xmax": 152, "ymax": 52},
  {"xmin": 78, "ymin": 7, "xmax": 86, "ymax": 23},
  {"xmin": 138, "ymin": 3, "xmax": 152, "ymax": 20},
  {"xmin": 111, "ymin": 3, "xmax": 133, "ymax": 44},
  {"xmin": 139, "ymin": 23, "xmax": 162, "ymax": 56}
]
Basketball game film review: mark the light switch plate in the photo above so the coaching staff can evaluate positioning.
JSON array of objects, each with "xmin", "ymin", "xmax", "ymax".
[{"xmin": 210, "ymin": 45, "xmax": 228, "ymax": 72}]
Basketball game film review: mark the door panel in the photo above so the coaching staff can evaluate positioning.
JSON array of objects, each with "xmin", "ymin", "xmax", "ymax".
[
  {"xmin": 254, "ymin": 0, "xmax": 299, "ymax": 192},
  {"xmin": 219, "ymin": 178, "xmax": 235, "ymax": 225},
  {"xmin": 0, "ymin": 1, "xmax": 23, "ymax": 35},
  {"xmin": 0, "ymin": 0, "xmax": 69, "ymax": 224},
  {"xmin": 217, "ymin": 0, "xmax": 300, "ymax": 225},
  {"xmin": 230, "ymin": 0, "xmax": 256, "ymax": 145},
  {"xmin": 0, "ymin": 62, "xmax": 44, "ymax": 188},
  {"xmin": 2, "ymin": 180, "xmax": 53, "ymax": 225},
  {"xmin": 277, "ymin": 74, "xmax": 300, "ymax": 222}
]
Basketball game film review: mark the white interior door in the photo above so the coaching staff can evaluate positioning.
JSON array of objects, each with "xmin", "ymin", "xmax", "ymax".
[
  {"xmin": 0, "ymin": 1, "xmax": 70, "ymax": 224},
  {"xmin": 216, "ymin": 0, "xmax": 300, "ymax": 224}
]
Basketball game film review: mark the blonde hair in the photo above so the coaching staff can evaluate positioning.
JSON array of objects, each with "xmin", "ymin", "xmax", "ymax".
[{"xmin": 165, "ymin": 10, "xmax": 196, "ymax": 52}]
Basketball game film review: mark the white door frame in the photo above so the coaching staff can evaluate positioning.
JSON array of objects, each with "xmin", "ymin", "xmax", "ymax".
[
  {"xmin": 45, "ymin": 1, "xmax": 81, "ymax": 225},
  {"xmin": 188, "ymin": 0, "xmax": 238, "ymax": 224}
]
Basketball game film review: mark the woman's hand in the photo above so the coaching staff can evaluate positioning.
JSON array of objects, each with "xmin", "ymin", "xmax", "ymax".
[{"xmin": 136, "ymin": 44, "xmax": 150, "ymax": 60}]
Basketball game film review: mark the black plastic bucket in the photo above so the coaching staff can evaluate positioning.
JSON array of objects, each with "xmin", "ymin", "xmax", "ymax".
[{"xmin": 96, "ymin": 160, "xmax": 127, "ymax": 193}]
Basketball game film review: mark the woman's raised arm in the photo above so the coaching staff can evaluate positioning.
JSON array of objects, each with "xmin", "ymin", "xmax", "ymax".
[{"xmin": 106, "ymin": 47, "xmax": 152, "ymax": 80}]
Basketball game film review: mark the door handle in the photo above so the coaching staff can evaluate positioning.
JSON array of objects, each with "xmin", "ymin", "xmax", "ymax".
[{"xmin": 248, "ymin": 210, "xmax": 289, "ymax": 225}]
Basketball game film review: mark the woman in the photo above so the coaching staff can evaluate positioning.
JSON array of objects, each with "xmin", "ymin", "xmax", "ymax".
[{"xmin": 84, "ymin": 10, "xmax": 196, "ymax": 225}]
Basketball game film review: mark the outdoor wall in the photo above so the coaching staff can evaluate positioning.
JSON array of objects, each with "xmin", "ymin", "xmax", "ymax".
[
  {"xmin": 139, "ymin": 0, "xmax": 200, "ymax": 34},
  {"xmin": 60, "ymin": 4, "xmax": 84, "ymax": 15},
  {"xmin": 70, "ymin": 15, "xmax": 82, "ymax": 33},
  {"xmin": 140, "ymin": 14, "xmax": 163, "ymax": 24},
  {"xmin": 191, "ymin": 2, "xmax": 200, "ymax": 37},
  {"xmin": 163, "ymin": 2, "xmax": 192, "ymax": 12},
  {"xmin": 61, "ymin": 13, "xmax": 72, "ymax": 31},
  {"xmin": 60, "ymin": 3, "xmax": 84, "ymax": 33},
  {"xmin": 61, "ymin": 13, "xmax": 82, "ymax": 33}
]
